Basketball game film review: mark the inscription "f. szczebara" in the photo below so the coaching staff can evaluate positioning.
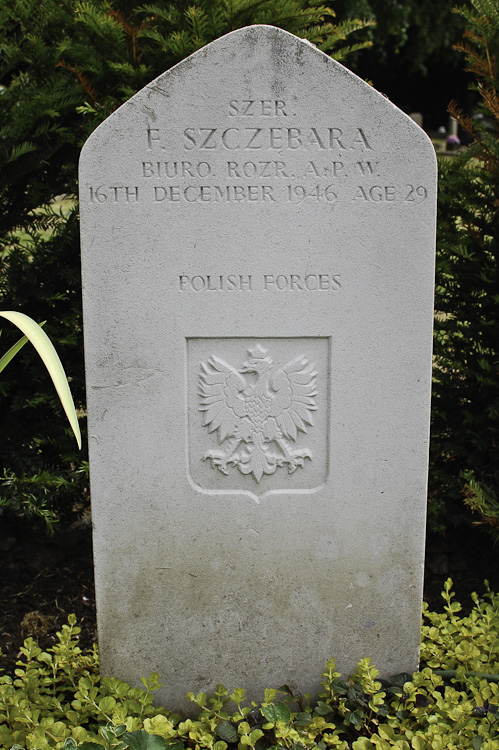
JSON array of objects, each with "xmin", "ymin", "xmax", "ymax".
[{"xmin": 182, "ymin": 127, "xmax": 372, "ymax": 151}]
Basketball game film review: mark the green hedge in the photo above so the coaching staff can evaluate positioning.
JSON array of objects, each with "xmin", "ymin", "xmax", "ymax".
[
  {"xmin": 0, "ymin": 0, "xmax": 371, "ymax": 532},
  {"xmin": 429, "ymin": 0, "xmax": 499, "ymax": 532}
]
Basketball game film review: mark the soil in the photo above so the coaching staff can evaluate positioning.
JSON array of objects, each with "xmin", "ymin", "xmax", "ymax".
[
  {"xmin": 1, "ymin": 513, "xmax": 499, "ymax": 677},
  {"xmin": 0, "ymin": 512, "xmax": 96, "ymax": 675}
]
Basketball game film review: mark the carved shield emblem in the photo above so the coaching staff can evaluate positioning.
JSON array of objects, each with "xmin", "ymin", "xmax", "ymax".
[{"xmin": 187, "ymin": 337, "xmax": 329, "ymax": 499}]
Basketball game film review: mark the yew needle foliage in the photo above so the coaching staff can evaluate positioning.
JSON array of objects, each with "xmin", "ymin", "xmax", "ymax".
[
  {"xmin": 0, "ymin": 0, "xmax": 371, "ymax": 529},
  {"xmin": 430, "ymin": 0, "xmax": 499, "ymax": 532}
]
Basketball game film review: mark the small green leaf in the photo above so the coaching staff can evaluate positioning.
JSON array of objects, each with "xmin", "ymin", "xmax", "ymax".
[
  {"xmin": 295, "ymin": 712, "xmax": 312, "ymax": 726},
  {"xmin": 123, "ymin": 730, "xmax": 169, "ymax": 750},
  {"xmin": 314, "ymin": 701, "xmax": 333, "ymax": 717},
  {"xmin": 345, "ymin": 709, "xmax": 364, "ymax": 730},
  {"xmin": 230, "ymin": 687, "xmax": 246, "ymax": 704},
  {"xmin": 261, "ymin": 704, "xmax": 277, "ymax": 723},
  {"xmin": 274, "ymin": 702, "xmax": 291, "ymax": 723},
  {"xmin": 216, "ymin": 721, "xmax": 239, "ymax": 743},
  {"xmin": 261, "ymin": 701, "xmax": 290, "ymax": 723},
  {"xmin": 248, "ymin": 729, "xmax": 264, "ymax": 745},
  {"xmin": 472, "ymin": 737, "xmax": 483, "ymax": 750},
  {"xmin": 99, "ymin": 696, "xmax": 117, "ymax": 714},
  {"xmin": 263, "ymin": 689, "xmax": 278, "ymax": 702},
  {"xmin": 99, "ymin": 727, "xmax": 114, "ymax": 742},
  {"xmin": 390, "ymin": 673, "xmax": 413, "ymax": 687}
]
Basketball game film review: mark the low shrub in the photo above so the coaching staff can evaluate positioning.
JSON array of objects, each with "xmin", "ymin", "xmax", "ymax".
[{"xmin": 1, "ymin": 581, "xmax": 499, "ymax": 749}]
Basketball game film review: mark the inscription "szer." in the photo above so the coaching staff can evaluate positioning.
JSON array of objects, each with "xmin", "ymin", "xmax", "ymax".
[{"xmin": 228, "ymin": 100, "xmax": 288, "ymax": 117}]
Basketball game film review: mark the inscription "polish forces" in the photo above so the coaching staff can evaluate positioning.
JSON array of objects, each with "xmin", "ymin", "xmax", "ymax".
[{"xmin": 179, "ymin": 273, "xmax": 341, "ymax": 292}]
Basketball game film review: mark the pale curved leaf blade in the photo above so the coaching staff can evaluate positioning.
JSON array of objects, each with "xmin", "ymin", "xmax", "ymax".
[{"xmin": 0, "ymin": 311, "xmax": 81, "ymax": 449}]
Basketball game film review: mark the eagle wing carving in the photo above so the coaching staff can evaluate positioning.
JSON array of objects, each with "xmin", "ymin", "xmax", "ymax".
[
  {"xmin": 269, "ymin": 355, "xmax": 318, "ymax": 441},
  {"xmin": 198, "ymin": 347, "xmax": 318, "ymax": 482},
  {"xmin": 198, "ymin": 356, "xmax": 247, "ymax": 442}
]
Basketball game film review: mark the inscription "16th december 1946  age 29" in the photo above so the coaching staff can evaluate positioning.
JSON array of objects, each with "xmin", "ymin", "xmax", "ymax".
[{"xmin": 86, "ymin": 99, "xmax": 429, "ymax": 207}]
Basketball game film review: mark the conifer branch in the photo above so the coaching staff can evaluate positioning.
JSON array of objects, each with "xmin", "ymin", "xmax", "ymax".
[{"xmin": 56, "ymin": 61, "xmax": 98, "ymax": 102}]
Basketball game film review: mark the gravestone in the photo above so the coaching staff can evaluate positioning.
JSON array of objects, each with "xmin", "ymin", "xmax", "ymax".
[{"xmin": 79, "ymin": 26, "xmax": 437, "ymax": 713}]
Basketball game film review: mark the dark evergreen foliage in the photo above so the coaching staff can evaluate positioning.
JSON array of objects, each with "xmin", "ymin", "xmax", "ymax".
[
  {"xmin": 333, "ymin": 0, "xmax": 467, "ymax": 74},
  {"xmin": 430, "ymin": 0, "xmax": 499, "ymax": 532},
  {"xmin": 332, "ymin": 0, "xmax": 471, "ymax": 131},
  {"xmin": 0, "ymin": 0, "xmax": 371, "ymax": 529}
]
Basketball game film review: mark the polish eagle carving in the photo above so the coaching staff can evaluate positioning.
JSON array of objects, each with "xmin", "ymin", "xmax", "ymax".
[{"xmin": 198, "ymin": 344, "xmax": 318, "ymax": 482}]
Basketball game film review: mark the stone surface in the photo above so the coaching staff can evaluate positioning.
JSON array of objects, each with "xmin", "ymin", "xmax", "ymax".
[{"xmin": 79, "ymin": 26, "xmax": 437, "ymax": 713}]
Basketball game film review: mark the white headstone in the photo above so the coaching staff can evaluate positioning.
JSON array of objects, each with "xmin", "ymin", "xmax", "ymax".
[{"xmin": 80, "ymin": 26, "xmax": 436, "ymax": 713}]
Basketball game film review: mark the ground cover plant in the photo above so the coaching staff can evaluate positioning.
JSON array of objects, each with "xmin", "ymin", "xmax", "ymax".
[{"xmin": 1, "ymin": 580, "xmax": 499, "ymax": 750}]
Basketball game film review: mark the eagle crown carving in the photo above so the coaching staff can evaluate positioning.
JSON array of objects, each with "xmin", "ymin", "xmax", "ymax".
[{"xmin": 198, "ymin": 344, "xmax": 318, "ymax": 482}]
